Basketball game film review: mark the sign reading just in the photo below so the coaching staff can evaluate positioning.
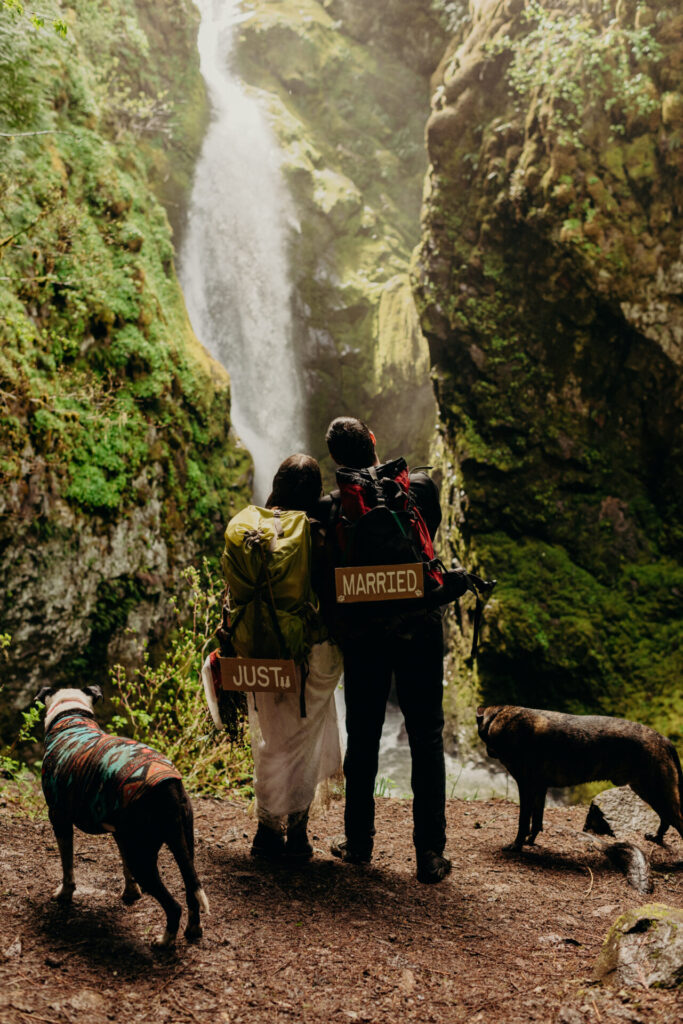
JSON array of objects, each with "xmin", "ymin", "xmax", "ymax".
[
  {"xmin": 335, "ymin": 563, "xmax": 424, "ymax": 603},
  {"xmin": 220, "ymin": 657, "xmax": 299, "ymax": 693}
]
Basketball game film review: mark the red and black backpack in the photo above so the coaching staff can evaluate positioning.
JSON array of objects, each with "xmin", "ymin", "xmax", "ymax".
[
  {"xmin": 332, "ymin": 456, "xmax": 443, "ymax": 592},
  {"xmin": 327, "ymin": 457, "xmax": 497, "ymax": 655}
]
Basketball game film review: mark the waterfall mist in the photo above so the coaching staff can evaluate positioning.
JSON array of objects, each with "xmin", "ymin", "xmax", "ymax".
[{"xmin": 179, "ymin": 0, "xmax": 306, "ymax": 503}]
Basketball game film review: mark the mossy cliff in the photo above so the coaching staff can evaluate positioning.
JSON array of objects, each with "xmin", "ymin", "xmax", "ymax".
[
  {"xmin": 0, "ymin": 1, "xmax": 251, "ymax": 722},
  {"xmin": 234, "ymin": 0, "xmax": 447, "ymax": 468},
  {"xmin": 413, "ymin": 0, "xmax": 683, "ymax": 742}
]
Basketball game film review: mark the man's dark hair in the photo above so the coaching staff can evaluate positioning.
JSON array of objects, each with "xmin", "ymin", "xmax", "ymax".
[
  {"xmin": 325, "ymin": 417, "xmax": 376, "ymax": 468},
  {"xmin": 266, "ymin": 454, "xmax": 322, "ymax": 514}
]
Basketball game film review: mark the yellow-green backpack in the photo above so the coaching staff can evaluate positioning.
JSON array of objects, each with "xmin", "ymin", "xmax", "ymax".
[{"xmin": 221, "ymin": 506, "xmax": 324, "ymax": 665}]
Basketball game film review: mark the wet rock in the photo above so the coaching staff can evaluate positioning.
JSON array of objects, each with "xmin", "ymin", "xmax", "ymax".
[
  {"xmin": 584, "ymin": 786, "xmax": 661, "ymax": 838},
  {"xmin": 594, "ymin": 904, "xmax": 683, "ymax": 988}
]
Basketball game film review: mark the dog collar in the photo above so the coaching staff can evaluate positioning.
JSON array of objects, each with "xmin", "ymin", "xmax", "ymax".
[{"xmin": 45, "ymin": 697, "xmax": 96, "ymax": 732}]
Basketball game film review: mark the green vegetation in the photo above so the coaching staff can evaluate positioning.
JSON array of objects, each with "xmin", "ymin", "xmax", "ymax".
[
  {"xmin": 0, "ymin": 0, "xmax": 251, "ymax": 714},
  {"xmin": 490, "ymin": 0, "xmax": 663, "ymax": 147},
  {"xmin": 0, "ymin": 634, "xmax": 47, "ymax": 815},
  {"xmin": 475, "ymin": 534, "xmax": 683, "ymax": 740},
  {"xmin": 0, "ymin": 0, "xmax": 247, "ymax": 531},
  {"xmin": 108, "ymin": 565, "xmax": 252, "ymax": 798},
  {"xmin": 0, "ymin": 569, "xmax": 253, "ymax": 812}
]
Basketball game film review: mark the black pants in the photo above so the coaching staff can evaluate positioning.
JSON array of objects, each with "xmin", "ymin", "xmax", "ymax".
[{"xmin": 341, "ymin": 612, "xmax": 446, "ymax": 857}]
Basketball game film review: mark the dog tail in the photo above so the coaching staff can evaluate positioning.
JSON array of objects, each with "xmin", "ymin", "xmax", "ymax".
[
  {"xmin": 604, "ymin": 841, "xmax": 653, "ymax": 895},
  {"xmin": 674, "ymin": 745, "xmax": 683, "ymax": 813}
]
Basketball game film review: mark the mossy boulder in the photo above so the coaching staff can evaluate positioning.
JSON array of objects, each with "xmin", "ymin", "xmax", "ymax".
[
  {"xmin": 0, "ymin": 0, "xmax": 250, "ymax": 726},
  {"xmin": 413, "ymin": 0, "xmax": 683, "ymax": 743},
  {"xmin": 594, "ymin": 905, "xmax": 683, "ymax": 988}
]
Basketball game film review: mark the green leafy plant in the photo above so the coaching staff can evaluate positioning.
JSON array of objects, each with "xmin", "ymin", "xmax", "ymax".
[
  {"xmin": 430, "ymin": 0, "xmax": 470, "ymax": 36},
  {"xmin": 1, "ymin": 0, "xmax": 68, "ymax": 38},
  {"xmin": 492, "ymin": 0, "xmax": 663, "ymax": 147},
  {"xmin": 0, "ymin": 633, "xmax": 47, "ymax": 815},
  {"xmin": 109, "ymin": 563, "xmax": 253, "ymax": 798}
]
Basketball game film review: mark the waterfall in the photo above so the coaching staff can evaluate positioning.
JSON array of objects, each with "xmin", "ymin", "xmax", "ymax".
[{"xmin": 179, "ymin": 0, "xmax": 305, "ymax": 503}]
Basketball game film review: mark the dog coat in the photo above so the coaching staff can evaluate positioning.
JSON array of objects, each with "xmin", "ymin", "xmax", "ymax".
[{"xmin": 42, "ymin": 713, "xmax": 182, "ymax": 834}]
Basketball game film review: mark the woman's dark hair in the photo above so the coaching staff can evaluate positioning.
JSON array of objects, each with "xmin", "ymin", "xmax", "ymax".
[
  {"xmin": 266, "ymin": 454, "xmax": 322, "ymax": 514},
  {"xmin": 325, "ymin": 416, "xmax": 375, "ymax": 468}
]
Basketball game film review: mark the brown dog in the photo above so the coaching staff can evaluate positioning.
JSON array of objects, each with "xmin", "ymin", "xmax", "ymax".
[{"xmin": 476, "ymin": 705, "xmax": 683, "ymax": 850}]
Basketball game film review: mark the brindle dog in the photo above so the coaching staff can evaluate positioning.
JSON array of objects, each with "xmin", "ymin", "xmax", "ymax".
[{"xmin": 477, "ymin": 705, "xmax": 683, "ymax": 851}]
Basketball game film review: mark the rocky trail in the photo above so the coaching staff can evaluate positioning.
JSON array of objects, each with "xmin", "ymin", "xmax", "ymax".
[{"xmin": 1, "ymin": 797, "xmax": 682, "ymax": 1024}]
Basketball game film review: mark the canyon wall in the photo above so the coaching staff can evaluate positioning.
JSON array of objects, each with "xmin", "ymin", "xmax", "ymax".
[
  {"xmin": 0, "ymin": 0, "xmax": 250, "ymax": 722},
  {"xmin": 412, "ymin": 0, "xmax": 683, "ymax": 741}
]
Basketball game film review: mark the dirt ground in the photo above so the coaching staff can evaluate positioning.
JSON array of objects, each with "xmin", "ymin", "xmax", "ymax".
[{"xmin": 1, "ymin": 795, "xmax": 682, "ymax": 1024}]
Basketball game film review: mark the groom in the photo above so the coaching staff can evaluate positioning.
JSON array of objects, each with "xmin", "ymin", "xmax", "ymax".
[{"xmin": 318, "ymin": 416, "xmax": 450, "ymax": 884}]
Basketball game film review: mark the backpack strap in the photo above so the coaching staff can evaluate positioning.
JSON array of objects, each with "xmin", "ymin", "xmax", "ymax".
[
  {"xmin": 463, "ymin": 573, "xmax": 497, "ymax": 666},
  {"xmin": 256, "ymin": 546, "xmax": 308, "ymax": 718},
  {"xmin": 216, "ymin": 600, "xmax": 245, "ymax": 657}
]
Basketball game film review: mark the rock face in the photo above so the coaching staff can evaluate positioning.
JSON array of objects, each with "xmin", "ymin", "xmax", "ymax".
[
  {"xmin": 0, "ymin": 0, "xmax": 251, "ymax": 726},
  {"xmin": 234, "ymin": 0, "xmax": 447, "ymax": 470},
  {"xmin": 412, "ymin": 0, "xmax": 683, "ymax": 738},
  {"xmin": 594, "ymin": 904, "xmax": 683, "ymax": 988}
]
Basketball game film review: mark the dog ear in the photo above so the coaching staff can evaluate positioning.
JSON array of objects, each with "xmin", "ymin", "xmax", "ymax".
[
  {"xmin": 84, "ymin": 685, "xmax": 103, "ymax": 704},
  {"xmin": 476, "ymin": 705, "xmax": 502, "ymax": 739},
  {"xmin": 35, "ymin": 685, "xmax": 54, "ymax": 705}
]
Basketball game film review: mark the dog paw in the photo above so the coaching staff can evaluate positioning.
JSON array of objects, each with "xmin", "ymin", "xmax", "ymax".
[
  {"xmin": 151, "ymin": 929, "xmax": 177, "ymax": 950},
  {"xmin": 121, "ymin": 883, "xmax": 142, "ymax": 905},
  {"xmin": 184, "ymin": 922, "xmax": 203, "ymax": 943},
  {"xmin": 644, "ymin": 832, "xmax": 665, "ymax": 846},
  {"xmin": 53, "ymin": 883, "xmax": 75, "ymax": 903},
  {"xmin": 502, "ymin": 842, "xmax": 523, "ymax": 853}
]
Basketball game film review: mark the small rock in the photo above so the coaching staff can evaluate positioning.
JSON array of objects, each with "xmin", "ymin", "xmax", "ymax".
[
  {"xmin": 556, "ymin": 1007, "xmax": 584, "ymax": 1024},
  {"xmin": 584, "ymin": 786, "xmax": 660, "ymax": 838},
  {"xmin": 538, "ymin": 932, "xmax": 564, "ymax": 946},
  {"xmin": 399, "ymin": 969, "xmax": 415, "ymax": 994},
  {"xmin": 3, "ymin": 937, "xmax": 21, "ymax": 959},
  {"xmin": 594, "ymin": 903, "xmax": 683, "ymax": 989}
]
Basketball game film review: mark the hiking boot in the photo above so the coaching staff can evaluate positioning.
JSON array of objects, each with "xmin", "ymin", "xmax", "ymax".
[
  {"xmin": 285, "ymin": 827, "xmax": 314, "ymax": 862},
  {"xmin": 330, "ymin": 835, "xmax": 372, "ymax": 865},
  {"xmin": 416, "ymin": 850, "xmax": 451, "ymax": 884},
  {"xmin": 285, "ymin": 809, "xmax": 313, "ymax": 862},
  {"xmin": 250, "ymin": 823, "xmax": 285, "ymax": 861}
]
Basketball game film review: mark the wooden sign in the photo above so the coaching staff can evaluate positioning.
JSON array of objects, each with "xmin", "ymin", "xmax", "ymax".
[
  {"xmin": 335, "ymin": 563, "xmax": 424, "ymax": 604},
  {"xmin": 219, "ymin": 657, "xmax": 300, "ymax": 693}
]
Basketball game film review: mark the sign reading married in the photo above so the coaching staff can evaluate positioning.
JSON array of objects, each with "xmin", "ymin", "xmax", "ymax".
[
  {"xmin": 335, "ymin": 563, "xmax": 424, "ymax": 604},
  {"xmin": 219, "ymin": 657, "xmax": 300, "ymax": 693}
]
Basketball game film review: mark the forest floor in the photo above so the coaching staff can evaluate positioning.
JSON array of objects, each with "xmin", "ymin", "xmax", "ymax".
[{"xmin": 0, "ymin": 793, "xmax": 682, "ymax": 1024}]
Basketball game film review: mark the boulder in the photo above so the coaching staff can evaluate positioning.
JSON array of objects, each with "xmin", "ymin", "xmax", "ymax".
[
  {"xmin": 594, "ymin": 904, "xmax": 683, "ymax": 988},
  {"xmin": 584, "ymin": 786, "xmax": 662, "ymax": 838}
]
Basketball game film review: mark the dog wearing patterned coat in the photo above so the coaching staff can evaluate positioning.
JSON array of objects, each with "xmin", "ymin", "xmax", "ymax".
[{"xmin": 39, "ymin": 685, "xmax": 209, "ymax": 948}]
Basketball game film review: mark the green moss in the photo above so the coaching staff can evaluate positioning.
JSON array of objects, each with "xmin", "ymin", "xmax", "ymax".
[
  {"xmin": 0, "ymin": 0, "xmax": 251, "ymax": 710},
  {"xmin": 472, "ymin": 533, "xmax": 683, "ymax": 741}
]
